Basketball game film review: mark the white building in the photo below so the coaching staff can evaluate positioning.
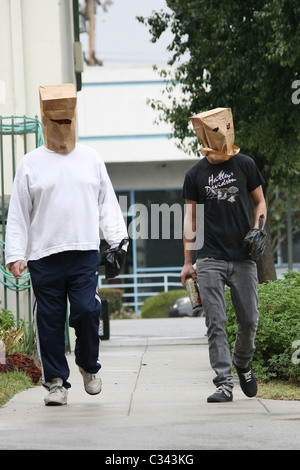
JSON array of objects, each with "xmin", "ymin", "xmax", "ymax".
[
  {"xmin": 0, "ymin": 0, "xmax": 78, "ymax": 117},
  {"xmin": 77, "ymin": 66, "xmax": 196, "ymax": 247},
  {"xmin": 78, "ymin": 66, "xmax": 198, "ymax": 310}
]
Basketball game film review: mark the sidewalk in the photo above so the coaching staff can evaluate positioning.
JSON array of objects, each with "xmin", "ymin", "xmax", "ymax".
[{"xmin": 0, "ymin": 317, "xmax": 300, "ymax": 450}]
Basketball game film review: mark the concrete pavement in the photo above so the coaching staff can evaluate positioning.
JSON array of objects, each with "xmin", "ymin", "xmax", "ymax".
[{"xmin": 0, "ymin": 317, "xmax": 300, "ymax": 451}]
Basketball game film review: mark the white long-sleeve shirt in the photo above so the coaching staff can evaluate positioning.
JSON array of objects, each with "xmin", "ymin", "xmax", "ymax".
[{"xmin": 5, "ymin": 143, "xmax": 128, "ymax": 265}]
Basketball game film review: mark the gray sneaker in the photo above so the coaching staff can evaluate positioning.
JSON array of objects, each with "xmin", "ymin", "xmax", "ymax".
[
  {"xmin": 78, "ymin": 367, "xmax": 102, "ymax": 395},
  {"xmin": 44, "ymin": 378, "xmax": 68, "ymax": 406},
  {"xmin": 207, "ymin": 385, "xmax": 233, "ymax": 403}
]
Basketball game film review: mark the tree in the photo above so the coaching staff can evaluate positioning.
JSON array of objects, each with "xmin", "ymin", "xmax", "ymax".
[
  {"xmin": 267, "ymin": 181, "xmax": 300, "ymax": 261},
  {"xmin": 79, "ymin": 0, "xmax": 113, "ymax": 66},
  {"xmin": 138, "ymin": 0, "xmax": 300, "ymax": 282}
]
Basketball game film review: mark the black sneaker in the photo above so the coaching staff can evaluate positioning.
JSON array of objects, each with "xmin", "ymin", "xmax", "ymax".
[
  {"xmin": 207, "ymin": 385, "xmax": 233, "ymax": 403},
  {"xmin": 233, "ymin": 362, "xmax": 257, "ymax": 397}
]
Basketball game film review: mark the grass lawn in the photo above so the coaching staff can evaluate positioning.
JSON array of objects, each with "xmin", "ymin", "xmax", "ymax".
[
  {"xmin": 257, "ymin": 381, "xmax": 300, "ymax": 401},
  {"xmin": 0, "ymin": 370, "xmax": 35, "ymax": 407}
]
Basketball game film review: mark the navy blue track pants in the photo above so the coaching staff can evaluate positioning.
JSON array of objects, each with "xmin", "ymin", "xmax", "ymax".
[{"xmin": 28, "ymin": 250, "xmax": 101, "ymax": 389}]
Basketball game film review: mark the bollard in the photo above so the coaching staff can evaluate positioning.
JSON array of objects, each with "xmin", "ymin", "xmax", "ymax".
[{"xmin": 100, "ymin": 299, "xmax": 110, "ymax": 340}]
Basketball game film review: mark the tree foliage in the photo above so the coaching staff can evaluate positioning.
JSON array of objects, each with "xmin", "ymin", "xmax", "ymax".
[
  {"xmin": 267, "ymin": 181, "xmax": 300, "ymax": 255},
  {"xmin": 138, "ymin": 0, "xmax": 300, "ymax": 189}
]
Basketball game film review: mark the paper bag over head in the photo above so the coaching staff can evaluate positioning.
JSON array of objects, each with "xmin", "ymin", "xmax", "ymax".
[
  {"xmin": 190, "ymin": 107, "xmax": 240, "ymax": 161},
  {"xmin": 39, "ymin": 83, "xmax": 77, "ymax": 153}
]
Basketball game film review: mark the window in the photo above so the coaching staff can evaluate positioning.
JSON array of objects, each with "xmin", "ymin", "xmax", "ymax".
[{"xmin": 117, "ymin": 189, "xmax": 184, "ymax": 270}]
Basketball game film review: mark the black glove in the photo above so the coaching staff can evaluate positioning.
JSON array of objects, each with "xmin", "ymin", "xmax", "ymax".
[
  {"xmin": 243, "ymin": 214, "xmax": 267, "ymax": 261},
  {"xmin": 101, "ymin": 238, "xmax": 129, "ymax": 279}
]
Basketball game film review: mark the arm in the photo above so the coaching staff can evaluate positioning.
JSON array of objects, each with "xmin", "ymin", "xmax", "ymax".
[
  {"xmin": 250, "ymin": 185, "xmax": 267, "ymax": 229},
  {"xmin": 98, "ymin": 161, "xmax": 128, "ymax": 249},
  {"xmin": 180, "ymin": 199, "xmax": 198, "ymax": 286},
  {"xmin": 5, "ymin": 174, "xmax": 32, "ymax": 277}
]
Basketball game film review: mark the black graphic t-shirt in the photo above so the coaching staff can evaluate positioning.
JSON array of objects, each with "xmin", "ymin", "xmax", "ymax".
[{"xmin": 182, "ymin": 153, "xmax": 265, "ymax": 260}]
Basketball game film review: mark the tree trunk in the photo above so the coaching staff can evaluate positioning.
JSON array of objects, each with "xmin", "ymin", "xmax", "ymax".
[{"xmin": 87, "ymin": 0, "xmax": 96, "ymax": 66}]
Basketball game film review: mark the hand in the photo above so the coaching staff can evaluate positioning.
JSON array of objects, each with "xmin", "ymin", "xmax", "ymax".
[
  {"xmin": 8, "ymin": 260, "xmax": 25, "ymax": 278},
  {"xmin": 180, "ymin": 262, "xmax": 197, "ymax": 287}
]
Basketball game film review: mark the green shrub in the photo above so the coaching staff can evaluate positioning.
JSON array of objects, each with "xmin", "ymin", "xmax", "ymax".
[
  {"xmin": 98, "ymin": 288, "xmax": 124, "ymax": 313},
  {"xmin": 141, "ymin": 289, "xmax": 186, "ymax": 318},
  {"xmin": 0, "ymin": 309, "xmax": 25, "ymax": 353},
  {"xmin": 0, "ymin": 309, "xmax": 39, "ymax": 359},
  {"xmin": 0, "ymin": 309, "xmax": 17, "ymax": 330},
  {"xmin": 225, "ymin": 271, "xmax": 300, "ymax": 384},
  {"xmin": 110, "ymin": 306, "xmax": 135, "ymax": 320},
  {"xmin": 20, "ymin": 322, "xmax": 38, "ymax": 359}
]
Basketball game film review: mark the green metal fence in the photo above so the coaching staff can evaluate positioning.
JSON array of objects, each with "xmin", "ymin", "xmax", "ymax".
[{"xmin": 0, "ymin": 115, "xmax": 43, "ymax": 324}]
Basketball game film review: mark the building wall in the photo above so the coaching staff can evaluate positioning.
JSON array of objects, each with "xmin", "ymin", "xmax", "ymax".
[
  {"xmin": 0, "ymin": 0, "xmax": 75, "ymax": 118},
  {"xmin": 77, "ymin": 66, "xmax": 198, "ymax": 190},
  {"xmin": 105, "ymin": 160, "xmax": 194, "ymax": 191}
]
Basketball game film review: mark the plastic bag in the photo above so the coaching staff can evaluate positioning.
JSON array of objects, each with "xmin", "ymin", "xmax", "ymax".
[
  {"xmin": 243, "ymin": 215, "xmax": 267, "ymax": 261},
  {"xmin": 101, "ymin": 238, "xmax": 129, "ymax": 279}
]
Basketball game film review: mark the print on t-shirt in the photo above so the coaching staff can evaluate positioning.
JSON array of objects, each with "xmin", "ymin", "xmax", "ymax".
[
  {"xmin": 182, "ymin": 154, "xmax": 266, "ymax": 260},
  {"xmin": 206, "ymin": 170, "xmax": 239, "ymax": 203}
]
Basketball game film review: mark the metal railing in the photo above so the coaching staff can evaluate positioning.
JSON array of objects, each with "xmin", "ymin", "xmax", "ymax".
[
  {"xmin": 98, "ymin": 270, "xmax": 183, "ymax": 312},
  {"xmin": 0, "ymin": 115, "xmax": 43, "ymax": 323}
]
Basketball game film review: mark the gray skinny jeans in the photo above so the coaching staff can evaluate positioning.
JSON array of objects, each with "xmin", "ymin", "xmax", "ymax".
[{"xmin": 196, "ymin": 257, "xmax": 259, "ymax": 389}]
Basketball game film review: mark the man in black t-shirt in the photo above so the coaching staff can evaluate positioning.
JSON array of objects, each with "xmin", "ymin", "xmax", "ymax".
[{"xmin": 181, "ymin": 108, "xmax": 267, "ymax": 402}]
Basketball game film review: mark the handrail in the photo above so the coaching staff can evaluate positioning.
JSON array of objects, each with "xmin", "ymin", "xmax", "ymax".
[
  {"xmin": 0, "ymin": 115, "xmax": 43, "ymax": 322},
  {"xmin": 98, "ymin": 271, "xmax": 183, "ymax": 312},
  {"xmin": 0, "ymin": 115, "xmax": 44, "ymax": 145}
]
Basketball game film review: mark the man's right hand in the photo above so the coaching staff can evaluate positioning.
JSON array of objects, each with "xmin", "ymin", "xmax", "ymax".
[
  {"xmin": 7, "ymin": 260, "xmax": 25, "ymax": 278},
  {"xmin": 180, "ymin": 262, "xmax": 197, "ymax": 287}
]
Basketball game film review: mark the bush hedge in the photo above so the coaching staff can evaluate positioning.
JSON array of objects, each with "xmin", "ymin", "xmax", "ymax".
[
  {"xmin": 225, "ymin": 271, "xmax": 300, "ymax": 384},
  {"xmin": 98, "ymin": 288, "xmax": 124, "ymax": 313},
  {"xmin": 141, "ymin": 289, "xmax": 186, "ymax": 318}
]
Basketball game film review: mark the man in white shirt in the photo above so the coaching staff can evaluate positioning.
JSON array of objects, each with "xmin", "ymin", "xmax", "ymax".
[{"xmin": 5, "ymin": 84, "xmax": 128, "ymax": 406}]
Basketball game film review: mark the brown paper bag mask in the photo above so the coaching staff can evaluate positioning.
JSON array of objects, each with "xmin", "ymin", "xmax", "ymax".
[
  {"xmin": 190, "ymin": 107, "xmax": 240, "ymax": 161},
  {"xmin": 39, "ymin": 84, "xmax": 77, "ymax": 153}
]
